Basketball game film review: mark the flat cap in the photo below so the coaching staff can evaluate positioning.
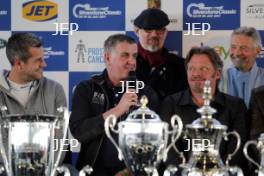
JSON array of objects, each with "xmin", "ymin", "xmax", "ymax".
[{"xmin": 134, "ymin": 8, "xmax": 170, "ymax": 29}]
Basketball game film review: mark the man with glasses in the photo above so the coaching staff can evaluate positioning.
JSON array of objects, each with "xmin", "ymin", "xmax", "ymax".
[
  {"xmin": 134, "ymin": 8, "xmax": 188, "ymax": 101},
  {"xmin": 226, "ymin": 26, "xmax": 264, "ymax": 107}
]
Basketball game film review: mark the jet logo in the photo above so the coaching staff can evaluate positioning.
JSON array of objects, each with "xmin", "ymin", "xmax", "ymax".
[{"xmin": 22, "ymin": 0, "xmax": 58, "ymax": 21}]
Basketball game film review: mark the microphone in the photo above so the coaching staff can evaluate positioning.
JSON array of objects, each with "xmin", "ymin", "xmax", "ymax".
[
  {"xmin": 127, "ymin": 70, "xmax": 137, "ymax": 89},
  {"xmin": 127, "ymin": 71, "xmax": 138, "ymax": 112}
]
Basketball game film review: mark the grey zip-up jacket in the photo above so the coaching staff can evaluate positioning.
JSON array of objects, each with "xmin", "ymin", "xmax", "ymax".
[{"xmin": 0, "ymin": 70, "xmax": 67, "ymax": 114}]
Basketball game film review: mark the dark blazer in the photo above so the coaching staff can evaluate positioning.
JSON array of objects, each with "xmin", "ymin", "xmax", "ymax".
[{"xmin": 250, "ymin": 85, "xmax": 264, "ymax": 139}]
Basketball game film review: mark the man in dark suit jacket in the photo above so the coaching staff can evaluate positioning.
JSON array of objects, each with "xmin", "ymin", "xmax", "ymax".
[{"xmin": 250, "ymin": 85, "xmax": 264, "ymax": 139}]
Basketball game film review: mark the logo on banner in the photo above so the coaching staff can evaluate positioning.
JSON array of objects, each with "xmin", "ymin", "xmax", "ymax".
[
  {"xmin": 73, "ymin": 3, "xmax": 121, "ymax": 19},
  {"xmin": 44, "ymin": 47, "xmax": 65, "ymax": 59},
  {"xmin": 0, "ymin": 38, "xmax": 7, "ymax": 49},
  {"xmin": 22, "ymin": 0, "xmax": 58, "ymax": 21},
  {"xmin": 187, "ymin": 3, "xmax": 237, "ymax": 18},
  {"xmin": 246, "ymin": 4, "xmax": 264, "ymax": 19},
  {"xmin": 0, "ymin": 10, "xmax": 7, "ymax": 16},
  {"xmin": 75, "ymin": 40, "xmax": 87, "ymax": 63},
  {"xmin": 87, "ymin": 48, "xmax": 104, "ymax": 64}
]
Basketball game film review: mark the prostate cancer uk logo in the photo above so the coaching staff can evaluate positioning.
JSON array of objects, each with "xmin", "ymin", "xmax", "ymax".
[
  {"xmin": 187, "ymin": 3, "xmax": 236, "ymax": 18},
  {"xmin": 73, "ymin": 3, "xmax": 121, "ymax": 19},
  {"xmin": 22, "ymin": 0, "xmax": 58, "ymax": 21}
]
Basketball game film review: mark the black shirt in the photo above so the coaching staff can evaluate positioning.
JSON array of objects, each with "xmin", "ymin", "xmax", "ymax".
[{"xmin": 159, "ymin": 89, "xmax": 249, "ymax": 174}]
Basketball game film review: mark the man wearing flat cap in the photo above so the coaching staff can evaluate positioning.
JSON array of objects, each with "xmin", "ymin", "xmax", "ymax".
[{"xmin": 134, "ymin": 8, "xmax": 188, "ymax": 101}]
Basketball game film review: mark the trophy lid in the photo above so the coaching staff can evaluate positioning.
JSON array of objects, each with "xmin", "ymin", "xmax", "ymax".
[
  {"xmin": 125, "ymin": 96, "xmax": 162, "ymax": 123},
  {"xmin": 186, "ymin": 80, "xmax": 227, "ymax": 130}
]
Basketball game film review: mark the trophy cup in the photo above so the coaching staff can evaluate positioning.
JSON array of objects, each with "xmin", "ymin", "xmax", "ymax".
[
  {"xmin": 0, "ymin": 106, "xmax": 71, "ymax": 176},
  {"xmin": 104, "ymin": 96, "xmax": 183, "ymax": 176},
  {"xmin": 180, "ymin": 80, "xmax": 243, "ymax": 176},
  {"xmin": 244, "ymin": 133, "xmax": 264, "ymax": 176}
]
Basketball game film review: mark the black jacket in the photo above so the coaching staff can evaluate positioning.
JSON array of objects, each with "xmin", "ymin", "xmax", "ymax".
[
  {"xmin": 250, "ymin": 85, "xmax": 264, "ymax": 139},
  {"xmin": 136, "ymin": 48, "xmax": 188, "ymax": 101},
  {"xmin": 69, "ymin": 70, "xmax": 159, "ymax": 171},
  {"xmin": 159, "ymin": 89, "xmax": 249, "ymax": 173}
]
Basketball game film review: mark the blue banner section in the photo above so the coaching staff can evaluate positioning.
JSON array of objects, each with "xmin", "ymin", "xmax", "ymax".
[
  {"xmin": 0, "ymin": 1, "xmax": 11, "ymax": 30},
  {"xmin": 69, "ymin": 0, "xmax": 125, "ymax": 31},
  {"xmin": 183, "ymin": 0, "xmax": 240, "ymax": 30},
  {"xmin": 69, "ymin": 72, "xmax": 100, "ymax": 110}
]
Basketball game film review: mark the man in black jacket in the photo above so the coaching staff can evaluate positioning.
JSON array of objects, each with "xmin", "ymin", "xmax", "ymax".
[
  {"xmin": 250, "ymin": 85, "xmax": 264, "ymax": 139},
  {"xmin": 69, "ymin": 34, "xmax": 159, "ymax": 176},
  {"xmin": 134, "ymin": 8, "xmax": 188, "ymax": 101},
  {"xmin": 159, "ymin": 46, "xmax": 249, "ymax": 175}
]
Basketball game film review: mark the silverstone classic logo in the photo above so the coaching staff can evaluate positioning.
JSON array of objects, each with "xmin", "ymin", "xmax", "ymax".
[
  {"xmin": 72, "ymin": 3, "xmax": 121, "ymax": 19},
  {"xmin": 22, "ymin": 0, "xmax": 58, "ymax": 21},
  {"xmin": 186, "ymin": 3, "xmax": 237, "ymax": 18}
]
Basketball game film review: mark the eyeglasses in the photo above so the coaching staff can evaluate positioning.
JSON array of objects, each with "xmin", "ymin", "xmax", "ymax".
[{"xmin": 142, "ymin": 28, "xmax": 167, "ymax": 35}]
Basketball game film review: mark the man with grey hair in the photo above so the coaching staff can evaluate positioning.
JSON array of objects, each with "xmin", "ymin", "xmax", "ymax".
[
  {"xmin": 226, "ymin": 26, "xmax": 264, "ymax": 107},
  {"xmin": 159, "ymin": 46, "xmax": 248, "ymax": 174},
  {"xmin": 69, "ymin": 34, "xmax": 158, "ymax": 176}
]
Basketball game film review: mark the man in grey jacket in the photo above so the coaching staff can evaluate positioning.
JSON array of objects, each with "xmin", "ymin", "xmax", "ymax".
[{"xmin": 0, "ymin": 32, "xmax": 74, "ymax": 175}]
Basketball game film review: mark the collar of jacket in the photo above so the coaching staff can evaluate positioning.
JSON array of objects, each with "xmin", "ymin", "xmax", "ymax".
[
  {"xmin": 177, "ymin": 89, "xmax": 225, "ymax": 107},
  {"xmin": 0, "ymin": 69, "xmax": 40, "ymax": 92},
  {"xmin": 90, "ymin": 69, "xmax": 108, "ymax": 86}
]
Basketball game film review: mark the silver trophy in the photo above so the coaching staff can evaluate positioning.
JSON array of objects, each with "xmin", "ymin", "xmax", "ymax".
[
  {"xmin": 0, "ymin": 106, "xmax": 71, "ymax": 176},
  {"xmin": 180, "ymin": 80, "xmax": 243, "ymax": 176},
  {"xmin": 104, "ymin": 96, "xmax": 183, "ymax": 176},
  {"xmin": 244, "ymin": 133, "xmax": 264, "ymax": 176}
]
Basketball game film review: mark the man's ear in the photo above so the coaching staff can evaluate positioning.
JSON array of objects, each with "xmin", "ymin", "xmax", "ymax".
[
  {"xmin": 104, "ymin": 52, "xmax": 110, "ymax": 65},
  {"xmin": 13, "ymin": 57, "xmax": 22, "ymax": 67},
  {"xmin": 134, "ymin": 26, "xmax": 139, "ymax": 37}
]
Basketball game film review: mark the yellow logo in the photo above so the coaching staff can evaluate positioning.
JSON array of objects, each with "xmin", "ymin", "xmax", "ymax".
[{"xmin": 22, "ymin": 0, "xmax": 58, "ymax": 21}]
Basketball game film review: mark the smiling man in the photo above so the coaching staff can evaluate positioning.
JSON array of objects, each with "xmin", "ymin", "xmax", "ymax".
[
  {"xmin": 159, "ymin": 46, "xmax": 248, "ymax": 174},
  {"xmin": 69, "ymin": 34, "xmax": 158, "ymax": 176},
  {"xmin": 227, "ymin": 27, "xmax": 264, "ymax": 107},
  {"xmin": 0, "ymin": 32, "xmax": 73, "ymax": 175}
]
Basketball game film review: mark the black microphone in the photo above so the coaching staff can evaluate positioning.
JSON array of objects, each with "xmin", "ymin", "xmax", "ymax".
[
  {"xmin": 127, "ymin": 71, "xmax": 138, "ymax": 112},
  {"xmin": 127, "ymin": 70, "xmax": 137, "ymax": 89}
]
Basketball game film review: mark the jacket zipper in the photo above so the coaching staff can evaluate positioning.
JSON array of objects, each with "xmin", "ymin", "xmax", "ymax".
[{"xmin": 90, "ymin": 81, "xmax": 110, "ymax": 167}]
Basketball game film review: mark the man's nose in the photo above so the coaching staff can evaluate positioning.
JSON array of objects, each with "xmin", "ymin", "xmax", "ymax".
[{"xmin": 41, "ymin": 59, "xmax": 47, "ymax": 68}]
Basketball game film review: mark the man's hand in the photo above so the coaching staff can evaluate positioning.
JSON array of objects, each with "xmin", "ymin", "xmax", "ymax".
[{"xmin": 103, "ymin": 89, "xmax": 138, "ymax": 119}]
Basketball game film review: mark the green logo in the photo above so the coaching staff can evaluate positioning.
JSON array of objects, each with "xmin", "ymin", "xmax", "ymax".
[{"xmin": 0, "ymin": 38, "xmax": 7, "ymax": 49}]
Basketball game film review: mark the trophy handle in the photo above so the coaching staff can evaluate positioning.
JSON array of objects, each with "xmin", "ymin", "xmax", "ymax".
[
  {"xmin": 104, "ymin": 114, "xmax": 123, "ymax": 160},
  {"xmin": 144, "ymin": 166, "xmax": 159, "ymax": 176},
  {"xmin": 56, "ymin": 165, "xmax": 71, "ymax": 176},
  {"xmin": 224, "ymin": 131, "xmax": 241, "ymax": 166},
  {"xmin": 79, "ymin": 165, "xmax": 93, "ymax": 176},
  {"xmin": 243, "ymin": 140, "xmax": 260, "ymax": 168},
  {"xmin": 164, "ymin": 115, "xmax": 185, "ymax": 163},
  {"xmin": 163, "ymin": 165, "xmax": 178, "ymax": 176},
  {"xmin": 50, "ymin": 106, "xmax": 70, "ymax": 176},
  {"xmin": 0, "ymin": 105, "xmax": 12, "ymax": 176}
]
